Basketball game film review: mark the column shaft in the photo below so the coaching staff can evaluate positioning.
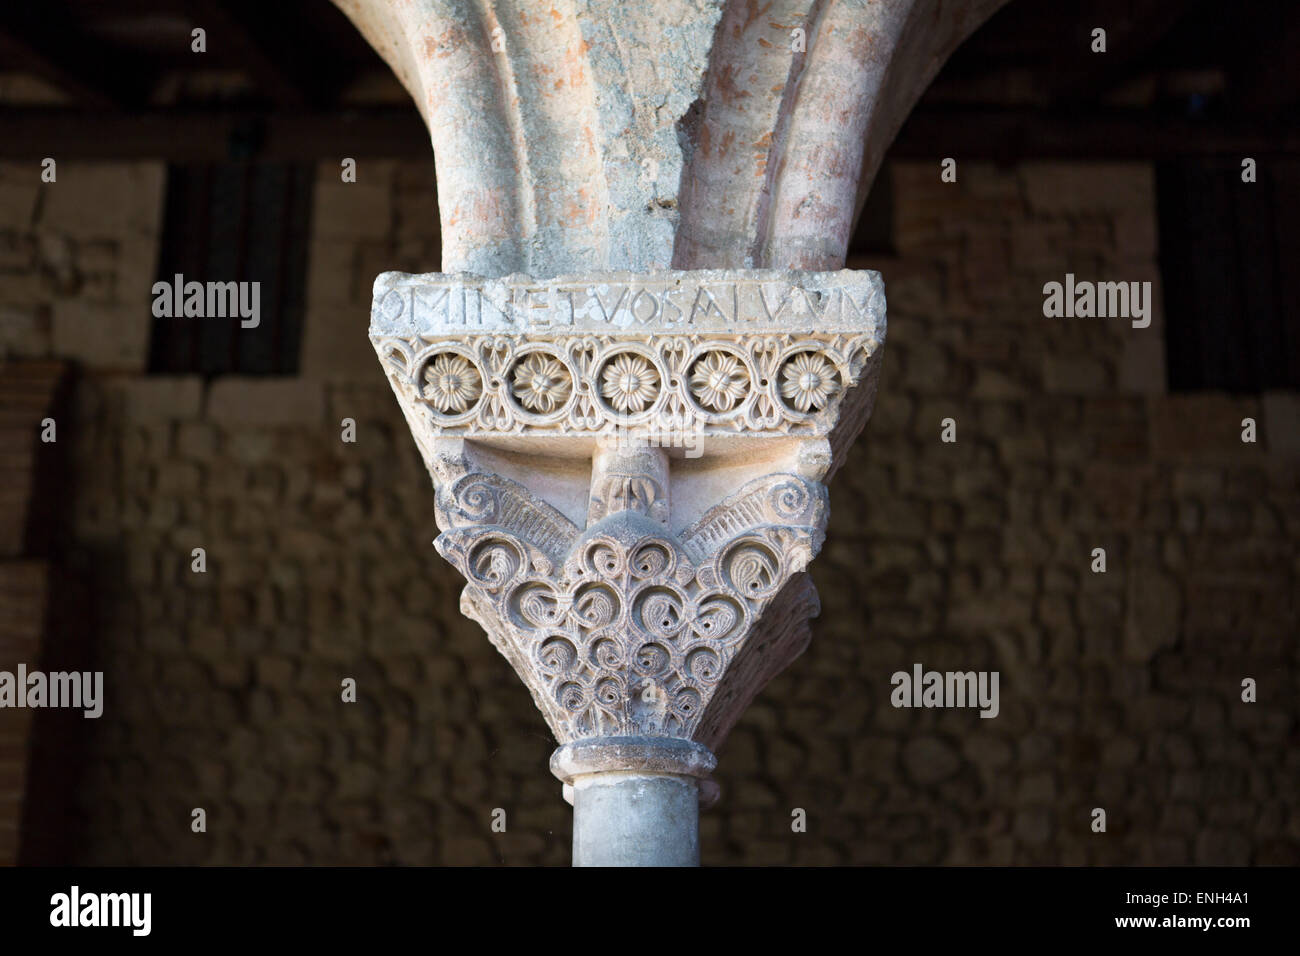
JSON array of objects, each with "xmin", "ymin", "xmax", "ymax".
[{"xmin": 572, "ymin": 773, "xmax": 699, "ymax": 867}]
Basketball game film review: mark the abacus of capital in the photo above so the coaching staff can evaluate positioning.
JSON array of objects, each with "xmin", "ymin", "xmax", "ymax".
[{"xmin": 334, "ymin": 0, "xmax": 1007, "ymax": 866}]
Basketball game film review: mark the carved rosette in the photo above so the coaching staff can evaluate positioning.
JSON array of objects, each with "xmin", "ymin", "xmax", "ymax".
[
  {"xmin": 379, "ymin": 332, "xmax": 870, "ymax": 435},
  {"xmin": 372, "ymin": 269, "xmax": 885, "ymax": 798}
]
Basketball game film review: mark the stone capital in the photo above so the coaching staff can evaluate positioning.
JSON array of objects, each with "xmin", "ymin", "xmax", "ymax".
[{"xmin": 372, "ymin": 268, "xmax": 885, "ymax": 801}]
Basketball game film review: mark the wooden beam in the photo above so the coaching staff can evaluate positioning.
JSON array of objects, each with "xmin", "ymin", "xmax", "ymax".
[
  {"xmin": 891, "ymin": 108, "xmax": 1300, "ymax": 160},
  {"xmin": 183, "ymin": 0, "xmax": 335, "ymax": 107},
  {"xmin": 0, "ymin": 6, "xmax": 148, "ymax": 108},
  {"xmin": 0, "ymin": 107, "xmax": 1295, "ymax": 161},
  {"xmin": 1046, "ymin": 0, "xmax": 1190, "ymax": 104},
  {"xmin": 0, "ymin": 109, "xmax": 430, "ymax": 160},
  {"xmin": 1228, "ymin": 2, "xmax": 1300, "ymax": 113}
]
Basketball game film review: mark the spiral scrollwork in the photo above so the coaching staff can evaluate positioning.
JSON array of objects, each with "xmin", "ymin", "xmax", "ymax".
[
  {"xmin": 594, "ymin": 677, "xmax": 622, "ymax": 708},
  {"xmin": 769, "ymin": 479, "xmax": 810, "ymax": 520},
  {"xmin": 454, "ymin": 477, "xmax": 499, "ymax": 522},
  {"xmin": 509, "ymin": 582, "xmax": 561, "ymax": 629},
  {"xmin": 672, "ymin": 686, "xmax": 702, "ymax": 721},
  {"xmin": 384, "ymin": 272, "xmax": 879, "ymax": 747},
  {"xmin": 588, "ymin": 637, "xmax": 623, "ymax": 669},
  {"xmin": 467, "ymin": 538, "xmax": 522, "ymax": 588},
  {"xmin": 572, "ymin": 582, "xmax": 619, "ymax": 629},
  {"xmin": 635, "ymin": 586, "xmax": 686, "ymax": 639},
  {"xmin": 539, "ymin": 636, "xmax": 578, "ymax": 676},
  {"xmin": 693, "ymin": 594, "xmax": 745, "ymax": 642},
  {"xmin": 436, "ymin": 481, "xmax": 826, "ymax": 743},
  {"xmin": 684, "ymin": 646, "xmax": 722, "ymax": 685},
  {"xmin": 556, "ymin": 680, "xmax": 586, "ymax": 712},
  {"xmin": 723, "ymin": 541, "xmax": 782, "ymax": 599},
  {"xmin": 629, "ymin": 541, "xmax": 672, "ymax": 579},
  {"xmin": 584, "ymin": 541, "xmax": 623, "ymax": 578},
  {"xmin": 632, "ymin": 642, "xmax": 671, "ymax": 677},
  {"xmin": 383, "ymin": 344, "xmax": 410, "ymax": 377}
]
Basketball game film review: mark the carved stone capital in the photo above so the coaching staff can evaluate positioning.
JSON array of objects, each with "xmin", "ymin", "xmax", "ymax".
[{"xmin": 371, "ymin": 269, "xmax": 885, "ymax": 799}]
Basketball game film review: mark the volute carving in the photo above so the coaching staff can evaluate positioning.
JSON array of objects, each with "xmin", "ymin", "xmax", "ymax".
[{"xmin": 373, "ymin": 269, "xmax": 885, "ymax": 796}]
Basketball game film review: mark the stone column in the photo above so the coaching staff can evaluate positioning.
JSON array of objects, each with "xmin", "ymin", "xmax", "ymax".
[
  {"xmin": 371, "ymin": 268, "xmax": 882, "ymax": 864},
  {"xmin": 564, "ymin": 740, "xmax": 705, "ymax": 867},
  {"xmin": 335, "ymin": 0, "xmax": 1008, "ymax": 865}
]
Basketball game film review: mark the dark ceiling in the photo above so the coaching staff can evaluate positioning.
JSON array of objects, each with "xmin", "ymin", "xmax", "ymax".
[{"xmin": 0, "ymin": 0, "xmax": 1296, "ymax": 160}]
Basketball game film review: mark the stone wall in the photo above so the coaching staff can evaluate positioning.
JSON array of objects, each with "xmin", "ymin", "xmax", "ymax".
[
  {"xmin": 796, "ymin": 163, "xmax": 1297, "ymax": 865},
  {"xmin": 1, "ymin": 158, "xmax": 1296, "ymax": 864},
  {"xmin": 0, "ymin": 359, "xmax": 64, "ymax": 864}
]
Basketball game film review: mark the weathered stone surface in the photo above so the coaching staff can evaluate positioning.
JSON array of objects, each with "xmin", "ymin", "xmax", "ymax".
[
  {"xmin": 1124, "ymin": 568, "xmax": 1181, "ymax": 663},
  {"xmin": 1263, "ymin": 392, "xmax": 1300, "ymax": 459},
  {"xmin": 903, "ymin": 736, "xmax": 961, "ymax": 785},
  {"xmin": 1149, "ymin": 395, "xmax": 1260, "ymax": 461},
  {"xmin": 373, "ymin": 268, "xmax": 886, "ymax": 802},
  {"xmin": 119, "ymin": 376, "xmax": 204, "ymax": 423},
  {"xmin": 38, "ymin": 164, "xmax": 165, "ymax": 241},
  {"xmin": 207, "ymin": 379, "xmax": 325, "ymax": 426},
  {"xmin": 371, "ymin": 269, "xmax": 883, "ymax": 459},
  {"xmin": 300, "ymin": 304, "xmax": 379, "ymax": 382},
  {"xmin": 572, "ymin": 772, "xmax": 700, "ymax": 866},
  {"xmin": 332, "ymin": 0, "xmax": 1009, "ymax": 276},
  {"xmin": 52, "ymin": 301, "xmax": 150, "ymax": 371}
]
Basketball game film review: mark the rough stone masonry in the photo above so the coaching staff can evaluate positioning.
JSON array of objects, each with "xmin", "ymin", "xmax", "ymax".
[{"xmin": 11, "ymin": 155, "xmax": 1296, "ymax": 866}]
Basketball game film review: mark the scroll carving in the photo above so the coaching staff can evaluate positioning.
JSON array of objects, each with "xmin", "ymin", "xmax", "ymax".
[
  {"xmin": 436, "ymin": 472, "xmax": 824, "ymax": 745},
  {"xmin": 372, "ymin": 269, "xmax": 885, "ymax": 770}
]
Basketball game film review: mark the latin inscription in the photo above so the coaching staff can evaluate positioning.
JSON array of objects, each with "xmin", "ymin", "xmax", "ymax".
[{"xmin": 371, "ymin": 272, "xmax": 883, "ymax": 334}]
